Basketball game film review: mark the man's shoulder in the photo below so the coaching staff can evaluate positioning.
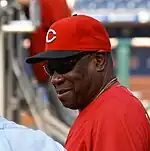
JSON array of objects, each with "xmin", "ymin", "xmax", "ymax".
[
  {"xmin": 101, "ymin": 84, "xmax": 142, "ymax": 107},
  {"xmin": 0, "ymin": 117, "xmax": 65, "ymax": 151},
  {"xmin": 94, "ymin": 85, "xmax": 147, "ymax": 122}
]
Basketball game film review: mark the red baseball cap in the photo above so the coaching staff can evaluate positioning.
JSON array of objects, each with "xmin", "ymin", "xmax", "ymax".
[{"xmin": 26, "ymin": 14, "xmax": 111, "ymax": 64}]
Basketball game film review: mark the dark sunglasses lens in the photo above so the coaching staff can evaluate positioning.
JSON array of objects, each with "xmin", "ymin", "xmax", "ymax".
[
  {"xmin": 47, "ymin": 52, "xmax": 89, "ymax": 75},
  {"xmin": 57, "ymin": 63, "xmax": 74, "ymax": 74},
  {"xmin": 47, "ymin": 61, "xmax": 75, "ymax": 75}
]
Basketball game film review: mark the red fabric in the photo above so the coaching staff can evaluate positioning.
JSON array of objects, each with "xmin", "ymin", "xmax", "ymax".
[
  {"xmin": 45, "ymin": 15, "xmax": 111, "ymax": 52},
  {"xmin": 29, "ymin": 0, "xmax": 71, "ymax": 82},
  {"xmin": 65, "ymin": 83, "xmax": 150, "ymax": 151}
]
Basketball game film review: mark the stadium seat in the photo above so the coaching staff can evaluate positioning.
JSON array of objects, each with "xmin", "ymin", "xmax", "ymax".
[{"xmin": 74, "ymin": 0, "xmax": 150, "ymax": 9}]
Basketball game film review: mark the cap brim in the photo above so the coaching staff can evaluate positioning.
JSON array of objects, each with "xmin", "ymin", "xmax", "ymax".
[{"xmin": 26, "ymin": 50, "xmax": 81, "ymax": 64}]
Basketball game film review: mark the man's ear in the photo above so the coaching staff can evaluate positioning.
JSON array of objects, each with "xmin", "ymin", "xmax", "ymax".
[{"xmin": 95, "ymin": 53, "xmax": 107, "ymax": 72}]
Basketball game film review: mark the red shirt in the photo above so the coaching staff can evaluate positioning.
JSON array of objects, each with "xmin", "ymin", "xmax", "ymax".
[
  {"xmin": 30, "ymin": 0, "xmax": 71, "ymax": 82},
  {"xmin": 65, "ymin": 83, "xmax": 150, "ymax": 151}
]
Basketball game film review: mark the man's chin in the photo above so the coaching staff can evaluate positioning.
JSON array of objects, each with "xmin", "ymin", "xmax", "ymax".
[
  {"xmin": 59, "ymin": 97, "xmax": 78, "ymax": 110},
  {"xmin": 63, "ymin": 103, "xmax": 78, "ymax": 110}
]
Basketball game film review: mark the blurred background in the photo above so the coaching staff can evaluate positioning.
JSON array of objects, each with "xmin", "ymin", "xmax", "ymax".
[{"xmin": 0, "ymin": 0, "xmax": 150, "ymax": 145}]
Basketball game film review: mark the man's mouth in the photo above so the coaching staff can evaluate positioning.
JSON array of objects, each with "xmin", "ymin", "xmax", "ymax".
[{"xmin": 56, "ymin": 88, "xmax": 72, "ymax": 99}]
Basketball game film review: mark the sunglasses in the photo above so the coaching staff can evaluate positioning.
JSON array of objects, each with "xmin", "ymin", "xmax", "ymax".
[{"xmin": 43, "ymin": 51, "xmax": 96, "ymax": 77}]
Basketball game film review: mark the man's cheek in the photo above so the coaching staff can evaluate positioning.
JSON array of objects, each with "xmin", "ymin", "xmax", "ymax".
[{"xmin": 74, "ymin": 83, "xmax": 80, "ymax": 94}]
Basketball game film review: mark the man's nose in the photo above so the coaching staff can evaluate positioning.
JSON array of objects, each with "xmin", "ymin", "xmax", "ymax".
[{"xmin": 51, "ymin": 72, "xmax": 65, "ymax": 86}]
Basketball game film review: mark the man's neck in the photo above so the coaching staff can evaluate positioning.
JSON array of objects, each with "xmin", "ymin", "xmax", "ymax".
[{"xmin": 94, "ymin": 75, "xmax": 118, "ymax": 100}]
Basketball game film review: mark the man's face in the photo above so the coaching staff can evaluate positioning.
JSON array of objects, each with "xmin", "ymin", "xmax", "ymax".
[{"xmin": 46, "ymin": 52, "xmax": 104, "ymax": 110}]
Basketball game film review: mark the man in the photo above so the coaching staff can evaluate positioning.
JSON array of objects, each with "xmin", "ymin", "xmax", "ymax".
[
  {"xmin": 26, "ymin": 15, "xmax": 150, "ymax": 151},
  {"xmin": 0, "ymin": 117, "xmax": 66, "ymax": 151}
]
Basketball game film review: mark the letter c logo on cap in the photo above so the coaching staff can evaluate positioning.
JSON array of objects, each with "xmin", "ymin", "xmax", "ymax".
[{"xmin": 46, "ymin": 29, "xmax": 56, "ymax": 43}]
